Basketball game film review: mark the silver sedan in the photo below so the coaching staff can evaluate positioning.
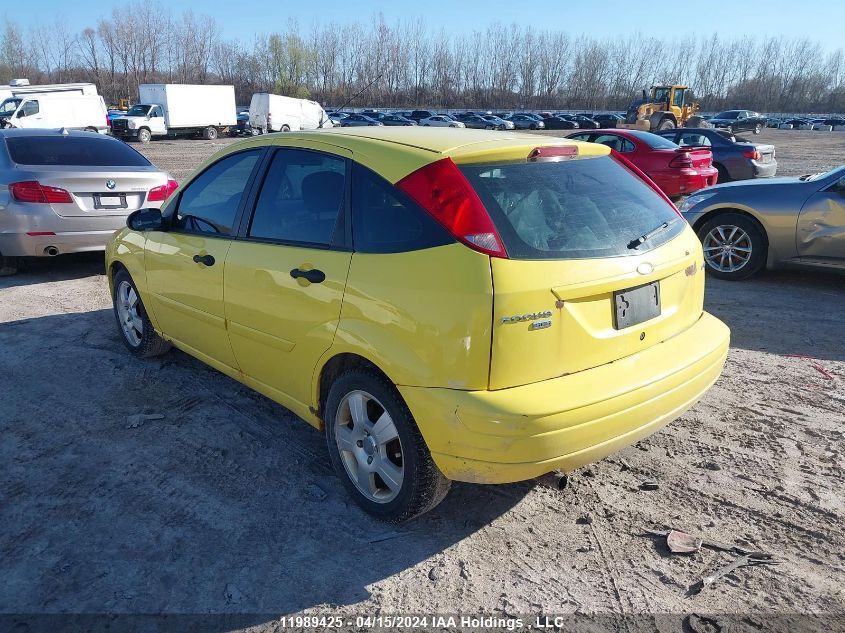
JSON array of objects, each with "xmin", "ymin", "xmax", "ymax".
[
  {"xmin": 0, "ymin": 129, "xmax": 175, "ymax": 275},
  {"xmin": 680, "ymin": 165, "xmax": 845, "ymax": 279}
]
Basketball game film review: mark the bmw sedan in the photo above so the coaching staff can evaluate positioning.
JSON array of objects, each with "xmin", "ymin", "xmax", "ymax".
[
  {"xmin": 106, "ymin": 127, "xmax": 729, "ymax": 521},
  {"xmin": 0, "ymin": 128, "xmax": 175, "ymax": 276},
  {"xmin": 680, "ymin": 166, "xmax": 845, "ymax": 279}
]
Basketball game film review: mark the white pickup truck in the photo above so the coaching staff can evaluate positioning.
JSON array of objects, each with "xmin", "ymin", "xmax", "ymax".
[{"xmin": 111, "ymin": 84, "xmax": 236, "ymax": 142}]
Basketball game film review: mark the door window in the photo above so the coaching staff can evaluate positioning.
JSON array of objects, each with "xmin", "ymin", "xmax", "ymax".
[
  {"xmin": 247, "ymin": 148, "xmax": 346, "ymax": 246},
  {"xmin": 351, "ymin": 163, "xmax": 452, "ymax": 253},
  {"xmin": 672, "ymin": 89, "xmax": 685, "ymax": 108},
  {"xmin": 20, "ymin": 101, "xmax": 39, "ymax": 117},
  {"xmin": 594, "ymin": 134, "xmax": 634, "ymax": 153},
  {"xmin": 172, "ymin": 150, "xmax": 261, "ymax": 235}
]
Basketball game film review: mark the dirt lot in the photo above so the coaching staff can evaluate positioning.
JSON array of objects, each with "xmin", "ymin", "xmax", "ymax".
[{"xmin": 1, "ymin": 130, "xmax": 844, "ymax": 632}]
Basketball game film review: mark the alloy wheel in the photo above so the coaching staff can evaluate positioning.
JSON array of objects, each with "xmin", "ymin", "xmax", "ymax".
[
  {"xmin": 702, "ymin": 225, "xmax": 753, "ymax": 273},
  {"xmin": 334, "ymin": 390, "xmax": 404, "ymax": 503},
  {"xmin": 116, "ymin": 280, "xmax": 143, "ymax": 346}
]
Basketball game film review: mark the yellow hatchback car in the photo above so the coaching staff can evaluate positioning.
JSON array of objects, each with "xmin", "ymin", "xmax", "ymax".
[{"xmin": 107, "ymin": 127, "xmax": 730, "ymax": 522}]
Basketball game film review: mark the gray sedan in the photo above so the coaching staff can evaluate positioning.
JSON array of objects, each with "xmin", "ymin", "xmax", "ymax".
[
  {"xmin": 680, "ymin": 166, "xmax": 845, "ymax": 280},
  {"xmin": 0, "ymin": 129, "xmax": 174, "ymax": 276}
]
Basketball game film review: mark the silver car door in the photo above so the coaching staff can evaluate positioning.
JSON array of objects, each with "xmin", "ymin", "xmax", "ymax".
[{"xmin": 796, "ymin": 175, "xmax": 845, "ymax": 260}]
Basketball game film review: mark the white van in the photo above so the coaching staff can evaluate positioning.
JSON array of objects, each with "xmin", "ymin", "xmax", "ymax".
[
  {"xmin": 248, "ymin": 93, "xmax": 334, "ymax": 133},
  {"xmin": 0, "ymin": 94, "xmax": 109, "ymax": 133}
]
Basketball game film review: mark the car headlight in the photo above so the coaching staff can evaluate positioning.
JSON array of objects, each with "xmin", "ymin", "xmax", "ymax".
[
  {"xmin": 127, "ymin": 120, "xmax": 137, "ymax": 129},
  {"xmin": 678, "ymin": 192, "xmax": 717, "ymax": 213}
]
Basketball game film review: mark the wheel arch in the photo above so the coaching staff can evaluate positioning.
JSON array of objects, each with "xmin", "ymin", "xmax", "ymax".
[{"xmin": 314, "ymin": 352, "xmax": 396, "ymax": 425}]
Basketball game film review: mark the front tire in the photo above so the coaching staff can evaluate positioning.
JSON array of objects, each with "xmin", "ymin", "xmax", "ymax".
[
  {"xmin": 325, "ymin": 368, "xmax": 451, "ymax": 523},
  {"xmin": 656, "ymin": 117, "xmax": 676, "ymax": 131},
  {"xmin": 112, "ymin": 268, "xmax": 171, "ymax": 357},
  {"xmin": 697, "ymin": 213, "xmax": 767, "ymax": 280},
  {"xmin": 137, "ymin": 128, "xmax": 152, "ymax": 143}
]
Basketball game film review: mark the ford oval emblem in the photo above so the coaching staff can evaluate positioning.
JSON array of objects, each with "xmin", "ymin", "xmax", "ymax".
[
  {"xmin": 106, "ymin": 179, "xmax": 116, "ymax": 190},
  {"xmin": 636, "ymin": 262, "xmax": 653, "ymax": 275}
]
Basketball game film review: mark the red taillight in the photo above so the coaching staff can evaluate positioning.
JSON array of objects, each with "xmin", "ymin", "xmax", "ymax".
[
  {"xmin": 669, "ymin": 152, "xmax": 694, "ymax": 168},
  {"xmin": 396, "ymin": 157, "xmax": 507, "ymax": 258},
  {"xmin": 148, "ymin": 179, "xmax": 178, "ymax": 202},
  {"xmin": 9, "ymin": 181, "xmax": 73, "ymax": 204},
  {"xmin": 742, "ymin": 149, "xmax": 761, "ymax": 160},
  {"xmin": 106, "ymin": 114, "xmax": 111, "ymax": 128},
  {"xmin": 528, "ymin": 145, "xmax": 578, "ymax": 161}
]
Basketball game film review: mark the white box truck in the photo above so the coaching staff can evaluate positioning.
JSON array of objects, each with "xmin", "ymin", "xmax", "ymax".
[
  {"xmin": 248, "ymin": 93, "xmax": 334, "ymax": 134},
  {"xmin": 112, "ymin": 84, "xmax": 236, "ymax": 142},
  {"xmin": 0, "ymin": 93, "xmax": 109, "ymax": 133},
  {"xmin": 0, "ymin": 80, "xmax": 99, "ymax": 103}
]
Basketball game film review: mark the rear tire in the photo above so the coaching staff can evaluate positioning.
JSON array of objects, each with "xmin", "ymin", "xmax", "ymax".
[
  {"xmin": 203, "ymin": 126, "xmax": 218, "ymax": 140},
  {"xmin": 685, "ymin": 115, "xmax": 709, "ymax": 128},
  {"xmin": 137, "ymin": 128, "xmax": 152, "ymax": 143},
  {"xmin": 84, "ymin": 126, "xmax": 98, "ymax": 133},
  {"xmin": 714, "ymin": 164, "xmax": 730, "ymax": 183},
  {"xmin": 325, "ymin": 368, "xmax": 451, "ymax": 523},
  {"xmin": 281, "ymin": 124, "xmax": 290, "ymax": 132},
  {"xmin": 697, "ymin": 213, "xmax": 767, "ymax": 280},
  {"xmin": 112, "ymin": 268, "xmax": 171, "ymax": 357}
]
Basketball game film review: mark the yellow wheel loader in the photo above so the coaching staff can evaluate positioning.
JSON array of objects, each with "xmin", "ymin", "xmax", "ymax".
[{"xmin": 619, "ymin": 85, "xmax": 708, "ymax": 132}]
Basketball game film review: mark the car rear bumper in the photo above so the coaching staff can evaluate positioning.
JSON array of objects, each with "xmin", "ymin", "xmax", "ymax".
[
  {"xmin": 400, "ymin": 311, "xmax": 729, "ymax": 484},
  {"xmin": 652, "ymin": 167, "xmax": 719, "ymax": 196},
  {"xmin": 0, "ymin": 229, "xmax": 122, "ymax": 256},
  {"xmin": 751, "ymin": 159, "xmax": 778, "ymax": 178}
]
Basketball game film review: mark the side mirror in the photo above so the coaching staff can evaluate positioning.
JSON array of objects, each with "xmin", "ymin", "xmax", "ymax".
[{"xmin": 127, "ymin": 208, "xmax": 164, "ymax": 231}]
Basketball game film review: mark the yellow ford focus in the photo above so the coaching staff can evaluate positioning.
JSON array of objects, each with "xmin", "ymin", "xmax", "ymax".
[{"xmin": 106, "ymin": 128, "xmax": 730, "ymax": 522}]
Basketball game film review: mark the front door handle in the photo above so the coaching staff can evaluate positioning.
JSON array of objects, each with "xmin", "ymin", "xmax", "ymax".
[
  {"xmin": 290, "ymin": 268, "xmax": 326, "ymax": 284},
  {"xmin": 192, "ymin": 254, "xmax": 215, "ymax": 266}
]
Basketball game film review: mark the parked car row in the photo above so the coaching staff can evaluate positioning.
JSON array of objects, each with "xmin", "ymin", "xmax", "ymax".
[{"xmin": 767, "ymin": 116, "xmax": 845, "ymax": 130}]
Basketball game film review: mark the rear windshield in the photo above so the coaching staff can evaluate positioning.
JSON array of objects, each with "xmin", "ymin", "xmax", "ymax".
[
  {"xmin": 6, "ymin": 136, "xmax": 151, "ymax": 167},
  {"xmin": 626, "ymin": 131, "xmax": 678, "ymax": 149},
  {"xmin": 460, "ymin": 155, "xmax": 684, "ymax": 260}
]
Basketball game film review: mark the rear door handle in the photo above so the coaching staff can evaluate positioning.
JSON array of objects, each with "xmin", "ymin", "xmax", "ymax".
[
  {"xmin": 290, "ymin": 268, "xmax": 325, "ymax": 284},
  {"xmin": 193, "ymin": 254, "xmax": 215, "ymax": 266}
]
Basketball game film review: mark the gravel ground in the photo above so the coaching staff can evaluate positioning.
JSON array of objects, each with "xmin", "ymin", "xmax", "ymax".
[{"xmin": 1, "ymin": 130, "xmax": 844, "ymax": 632}]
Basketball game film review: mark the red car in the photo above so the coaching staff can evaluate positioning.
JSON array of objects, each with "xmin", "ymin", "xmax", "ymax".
[{"xmin": 566, "ymin": 129, "xmax": 718, "ymax": 198}]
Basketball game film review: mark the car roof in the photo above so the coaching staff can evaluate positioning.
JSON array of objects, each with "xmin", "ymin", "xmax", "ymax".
[
  {"xmin": 0, "ymin": 128, "xmax": 109, "ymax": 139},
  {"xmin": 206, "ymin": 127, "xmax": 610, "ymax": 184}
]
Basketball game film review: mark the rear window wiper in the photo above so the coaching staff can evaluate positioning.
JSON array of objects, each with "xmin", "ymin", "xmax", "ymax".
[{"xmin": 627, "ymin": 219, "xmax": 677, "ymax": 250}]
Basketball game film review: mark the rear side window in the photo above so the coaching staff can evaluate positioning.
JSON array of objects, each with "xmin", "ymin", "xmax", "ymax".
[
  {"xmin": 5, "ymin": 136, "xmax": 151, "ymax": 167},
  {"xmin": 172, "ymin": 150, "xmax": 260, "ymax": 235},
  {"xmin": 248, "ymin": 148, "xmax": 346, "ymax": 246},
  {"xmin": 460, "ymin": 156, "xmax": 684, "ymax": 260},
  {"xmin": 351, "ymin": 163, "xmax": 452, "ymax": 253}
]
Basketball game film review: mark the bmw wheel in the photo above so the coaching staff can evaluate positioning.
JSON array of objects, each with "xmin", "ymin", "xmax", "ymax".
[
  {"xmin": 325, "ymin": 368, "xmax": 450, "ymax": 522},
  {"xmin": 112, "ymin": 268, "xmax": 171, "ymax": 357},
  {"xmin": 697, "ymin": 213, "xmax": 767, "ymax": 280}
]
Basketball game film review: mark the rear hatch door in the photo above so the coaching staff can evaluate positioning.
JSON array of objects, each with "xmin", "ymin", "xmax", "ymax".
[{"xmin": 459, "ymin": 152, "xmax": 705, "ymax": 390}]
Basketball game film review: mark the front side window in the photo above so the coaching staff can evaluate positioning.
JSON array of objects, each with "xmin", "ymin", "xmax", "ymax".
[
  {"xmin": 672, "ymin": 89, "xmax": 685, "ymax": 107},
  {"xmin": 21, "ymin": 101, "xmax": 39, "ymax": 117},
  {"xmin": 248, "ymin": 148, "xmax": 346, "ymax": 246},
  {"xmin": 172, "ymin": 150, "xmax": 260, "ymax": 235},
  {"xmin": 461, "ymin": 155, "xmax": 684, "ymax": 260},
  {"xmin": 351, "ymin": 163, "xmax": 452, "ymax": 254}
]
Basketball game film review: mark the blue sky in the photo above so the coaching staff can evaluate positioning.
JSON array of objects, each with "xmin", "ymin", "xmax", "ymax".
[{"xmin": 15, "ymin": 0, "xmax": 843, "ymax": 51}]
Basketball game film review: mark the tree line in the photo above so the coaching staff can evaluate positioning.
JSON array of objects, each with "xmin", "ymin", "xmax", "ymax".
[{"xmin": 2, "ymin": 4, "xmax": 844, "ymax": 114}]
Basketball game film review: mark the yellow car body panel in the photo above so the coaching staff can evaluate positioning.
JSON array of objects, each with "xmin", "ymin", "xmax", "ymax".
[
  {"xmin": 322, "ymin": 243, "xmax": 493, "ymax": 396},
  {"xmin": 105, "ymin": 127, "xmax": 729, "ymax": 487}
]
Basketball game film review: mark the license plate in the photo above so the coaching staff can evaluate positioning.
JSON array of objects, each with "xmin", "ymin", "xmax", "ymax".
[
  {"xmin": 762, "ymin": 154, "xmax": 772, "ymax": 163},
  {"xmin": 94, "ymin": 194, "xmax": 126, "ymax": 209},
  {"xmin": 614, "ymin": 281, "xmax": 661, "ymax": 330}
]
